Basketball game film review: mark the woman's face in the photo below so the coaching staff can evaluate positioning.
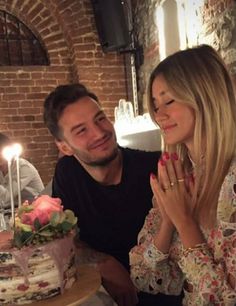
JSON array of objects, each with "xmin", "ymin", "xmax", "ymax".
[{"xmin": 151, "ymin": 74, "xmax": 195, "ymax": 151}]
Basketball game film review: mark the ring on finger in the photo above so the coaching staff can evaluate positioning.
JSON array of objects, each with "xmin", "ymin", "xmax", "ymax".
[
  {"xmin": 170, "ymin": 181, "xmax": 176, "ymax": 187},
  {"xmin": 163, "ymin": 185, "xmax": 170, "ymax": 191},
  {"xmin": 177, "ymin": 178, "xmax": 185, "ymax": 183}
]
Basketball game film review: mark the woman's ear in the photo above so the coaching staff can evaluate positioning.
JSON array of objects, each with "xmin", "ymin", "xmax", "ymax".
[{"xmin": 55, "ymin": 140, "xmax": 74, "ymax": 156}]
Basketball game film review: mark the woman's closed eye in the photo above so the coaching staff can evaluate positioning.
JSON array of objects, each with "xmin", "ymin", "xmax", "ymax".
[
  {"xmin": 154, "ymin": 99, "xmax": 175, "ymax": 113},
  {"xmin": 166, "ymin": 99, "xmax": 174, "ymax": 106}
]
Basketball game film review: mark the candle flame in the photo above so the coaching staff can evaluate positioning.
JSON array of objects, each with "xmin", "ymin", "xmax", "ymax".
[
  {"xmin": 2, "ymin": 146, "xmax": 15, "ymax": 162},
  {"xmin": 2, "ymin": 143, "xmax": 22, "ymax": 161},
  {"xmin": 12, "ymin": 143, "xmax": 22, "ymax": 157}
]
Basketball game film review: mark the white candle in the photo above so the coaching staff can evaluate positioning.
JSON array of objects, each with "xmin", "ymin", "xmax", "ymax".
[
  {"xmin": 2, "ymin": 146, "xmax": 15, "ymax": 222},
  {"xmin": 13, "ymin": 144, "xmax": 22, "ymax": 208},
  {"xmin": 7, "ymin": 159, "xmax": 14, "ymax": 220}
]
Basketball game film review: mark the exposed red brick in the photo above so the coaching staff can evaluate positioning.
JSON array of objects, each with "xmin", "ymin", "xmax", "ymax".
[{"xmin": 0, "ymin": 0, "xmax": 127, "ymax": 184}]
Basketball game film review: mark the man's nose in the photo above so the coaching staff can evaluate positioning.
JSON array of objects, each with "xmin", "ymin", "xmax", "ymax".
[{"xmin": 90, "ymin": 124, "xmax": 105, "ymax": 137}]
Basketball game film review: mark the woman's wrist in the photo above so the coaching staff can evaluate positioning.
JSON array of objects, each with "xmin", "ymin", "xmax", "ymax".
[
  {"xmin": 176, "ymin": 218, "xmax": 205, "ymax": 248},
  {"xmin": 153, "ymin": 220, "xmax": 175, "ymax": 253}
]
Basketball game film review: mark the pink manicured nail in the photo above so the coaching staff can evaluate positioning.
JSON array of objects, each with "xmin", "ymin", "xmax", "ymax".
[
  {"xmin": 150, "ymin": 173, "xmax": 156, "ymax": 179},
  {"xmin": 159, "ymin": 159, "xmax": 165, "ymax": 166},
  {"xmin": 162, "ymin": 152, "xmax": 170, "ymax": 160},
  {"xmin": 171, "ymin": 152, "xmax": 178, "ymax": 160}
]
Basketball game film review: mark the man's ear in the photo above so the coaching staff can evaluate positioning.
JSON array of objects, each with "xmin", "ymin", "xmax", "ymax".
[{"xmin": 55, "ymin": 140, "xmax": 74, "ymax": 156}]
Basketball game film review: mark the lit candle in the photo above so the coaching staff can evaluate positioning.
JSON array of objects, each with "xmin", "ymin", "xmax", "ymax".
[
  {"xmin": 2, "ymin": 146, "xmax": 15, "ymax": 222},
  {"xmin": 13, "ymin": 144, "xmax": 22, "ymax": 208}
]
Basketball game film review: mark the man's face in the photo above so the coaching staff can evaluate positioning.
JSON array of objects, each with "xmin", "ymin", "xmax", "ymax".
[{"xmin": 57, "ymin": 97, "xmax": 119, "ymax": 167}]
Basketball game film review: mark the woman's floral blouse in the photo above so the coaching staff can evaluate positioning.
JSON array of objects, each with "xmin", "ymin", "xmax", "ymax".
[{"xmin": 129, "ymin": 159, "xmax": 236, "ymax": 306}]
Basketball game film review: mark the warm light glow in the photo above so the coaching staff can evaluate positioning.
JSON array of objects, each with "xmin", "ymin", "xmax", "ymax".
[
  {"xmin": 177, "ymin": 0, "xmax": 204, "ymax": 48},
  {"xmin": 156, "ymin": 6, "xmax": 166, "ymax": 60},
  {"xmin": 177, "ymin": 1, "xmax": 187, "ymax": 49},
  {"xmin": 2, "ymin": 143, "xmax": 22, "ymax": 161},
  {"xmin": 12, "ymin": 143, "xmax": 22, "ymax": 157},
  {"xmin": 185, "ymin": 0, "xmax": 204, "ymax": 47},
  {"xmin": 2, "ymin": 146, "xmax": 15, "ymax": 162}
]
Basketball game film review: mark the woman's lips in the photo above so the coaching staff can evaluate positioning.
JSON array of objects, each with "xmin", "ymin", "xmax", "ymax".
[{"xmin": 162, "ymin": 124, "xmax": 177, "ymax": 132}]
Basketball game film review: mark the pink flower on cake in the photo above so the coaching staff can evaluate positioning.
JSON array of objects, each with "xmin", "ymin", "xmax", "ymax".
[{"xmin": 21, "ymin": 195, "xmax": 63, "ymax": 228}]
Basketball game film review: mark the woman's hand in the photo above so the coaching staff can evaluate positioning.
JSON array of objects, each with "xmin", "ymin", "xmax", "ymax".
[
  {"xmin": 150, "ymin": 152, "xmax": 193, "ymax": 230},
  {"xmin": 151, "ymin": 152, "xmax": 205, "ymax": 248},
  {"xmin": 151, "ymin": 182, "xmax": 174, "ymax": 231}
]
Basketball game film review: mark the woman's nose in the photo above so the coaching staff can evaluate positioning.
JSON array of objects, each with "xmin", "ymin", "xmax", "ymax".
[{"xmin": 154, "ymin": 107, "xmax": 169, "ymax": 122}]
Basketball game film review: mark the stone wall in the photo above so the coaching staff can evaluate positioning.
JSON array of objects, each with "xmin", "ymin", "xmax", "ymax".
[
  {"xmin": 133, "ymin": 0, "xmax": 236, "ymax": 111},
  {"xmin": 199, "ymin": 0, "xmax": 236, "ymax": 74},
  {"xmin": 0, "ymin": 0, "xmax": 128, "ymax": 185}
]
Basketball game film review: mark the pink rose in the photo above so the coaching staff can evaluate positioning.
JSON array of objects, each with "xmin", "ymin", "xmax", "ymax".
[{"xmin": 21, "ymin": 195, "xmax": 63, "ymax": 228}]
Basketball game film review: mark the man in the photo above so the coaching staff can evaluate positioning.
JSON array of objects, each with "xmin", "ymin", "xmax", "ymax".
[
  {"xmin": 0, "ymin": 133, "xmax": 44, "ymax": 208},
  {"xmin": 43, "ymin": 83, "xmax": 182, "ymax": 306}
]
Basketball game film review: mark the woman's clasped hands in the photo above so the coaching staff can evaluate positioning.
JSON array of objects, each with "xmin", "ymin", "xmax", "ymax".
[{"xmin": 150, "ymin": 152, "xmax": 194, "ymax": 231}]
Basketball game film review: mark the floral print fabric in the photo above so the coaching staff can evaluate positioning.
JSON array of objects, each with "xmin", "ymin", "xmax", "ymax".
[{"xmin": 129, "ymin": 159, "xmax": 236, "ymax": 305}]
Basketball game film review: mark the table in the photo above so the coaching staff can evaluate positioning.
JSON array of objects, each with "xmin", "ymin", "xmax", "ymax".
[{"xmin": 25, "ymin": 265, "xmax": 101, "ymax": 306}]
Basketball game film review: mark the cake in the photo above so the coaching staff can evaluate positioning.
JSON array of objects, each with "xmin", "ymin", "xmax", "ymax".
[{"xmin": 0, "ymin": 195, "xmax": 78, "ymax": 305}]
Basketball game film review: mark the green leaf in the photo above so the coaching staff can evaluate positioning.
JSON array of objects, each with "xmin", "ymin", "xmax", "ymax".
[
  {"xmin": 61, "ymin": 221, "xmax": 73, "ymax": 232},
  {"xmin": 13, "ymin": 232, "xmax": 24, "ymax": 248},
  {"xmin": 34, "ymin": 218, "xmax": 42, "ymax": 231},
  {"xmin": 21, "ymin": 231, "xmax": 34, "ymax": 244},
  {"xmin": 64, "ymin": 210, "xmax": 77, "ymax": 225},
  {"xmin": 20, "ymin": 223, "xmax": 33, "ymax": 232},
  {"xmin": 38, "ymin": 223, "xmax": 51, "ymax": 232},
  {"xmin": 18, "ymin": 205, "xmax": 34, "ymax": 217},
  {"xmin": 50, "ymin": 212, "xmax": 61, "ymax": 226},
  {"xmin": 38, "ymin": 230, "xmax": 54, "ymax": 237},
  {"xmin": 72, "ymin": 216, "xmax": 78, "ymax": 226},
  {"xmin": 59, "ymin": 212, "xmax": 66, "ymax": 223},
  {"xmin": 13, "ymin": 231, "xmax": 34, "ymax": 248}
]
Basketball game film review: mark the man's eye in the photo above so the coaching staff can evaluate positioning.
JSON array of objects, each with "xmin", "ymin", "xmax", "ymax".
[
  {"xmin": 76, "ymin": 128, "xmax": 86, "ymax": 135},
  {"xmin": 97, "ymin": 116, "xmax": 106, "ymax": 121}
]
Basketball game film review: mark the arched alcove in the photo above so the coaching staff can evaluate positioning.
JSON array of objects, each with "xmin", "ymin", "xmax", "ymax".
[{"xmin": 0, "ymin": 10, "xmax": 49, "ymax": 66}]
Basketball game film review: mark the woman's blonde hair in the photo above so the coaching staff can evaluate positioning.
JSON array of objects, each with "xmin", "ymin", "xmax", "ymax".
[{"xmin": 147, "ymin": 45, "xmax": 236, "ymax": 225}]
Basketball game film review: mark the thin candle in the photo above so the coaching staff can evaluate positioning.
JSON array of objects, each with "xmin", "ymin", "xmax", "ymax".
[
  {"xmin": 2, "ymin": 146, "xmax": 15, "ymax": 224},
  {"xmin": 13, "ymin": 144, "xmax": 22, "ymax": 208}
]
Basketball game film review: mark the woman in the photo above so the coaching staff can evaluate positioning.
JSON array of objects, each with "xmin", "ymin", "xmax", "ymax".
[{"xmin": 129, "ymin": 45, "xmax": 236, "ymax": 305}]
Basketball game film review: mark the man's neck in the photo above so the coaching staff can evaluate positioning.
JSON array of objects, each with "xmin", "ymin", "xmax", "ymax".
[{"xmin": 79, "ymin": 150, "xmax": 123, "ymax": 185}]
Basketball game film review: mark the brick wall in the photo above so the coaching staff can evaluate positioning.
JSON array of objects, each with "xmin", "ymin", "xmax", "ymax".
[{"xmin": 0, "ymin": 0, "xmax": 128, "ymax": 185}]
